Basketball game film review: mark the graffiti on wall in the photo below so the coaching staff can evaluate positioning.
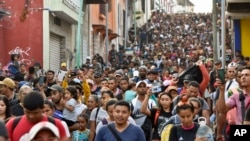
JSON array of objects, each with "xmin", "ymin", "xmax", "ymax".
[{"xmin": 8, "ymin": 46, "xmax": 32, "ymax": 65}]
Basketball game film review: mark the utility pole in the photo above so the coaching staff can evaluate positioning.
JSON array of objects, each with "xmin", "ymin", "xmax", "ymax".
[
  {"xmin": 146, "ymin": 0, "xmax": 148, "ymax": 45},
  {"xmin": 221, "ymin": 0, "xmax": 226, "ymax": 68},
  {"xmin": 105, "ymin": 3, "xmax": 109, "ymax": 64},
  {"xmin": 124, "ymin": 0, "xmax": 128, "ymax": 48},
  {"xmin": 133, "ymin": 0, "xmax": 136, "ymax": 43},
  {"xmin": 212, "ymin": 0, "xmax": 218, "ymax": 62},
  {"xmin": 76, "ymin": 0, "xmax": 84, "ymax": 68}
]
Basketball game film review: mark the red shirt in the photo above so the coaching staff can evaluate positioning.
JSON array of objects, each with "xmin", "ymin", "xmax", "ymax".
[{"xmin": 6, "ymin": 115, "xmax": 68, "ymax": 141}]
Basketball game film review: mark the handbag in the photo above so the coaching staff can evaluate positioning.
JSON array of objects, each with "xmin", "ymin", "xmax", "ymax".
[{"xmin": 107, "ymin": 124, "xmax": 122, "ymax": 141}]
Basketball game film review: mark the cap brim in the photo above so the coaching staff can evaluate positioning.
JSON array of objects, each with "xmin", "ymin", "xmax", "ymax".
[
  {"xmin": 28, "ymin": 122, "xmax": 60, "ymax": 140},
  {"xmin": 48, "ymin": 87, "xmax": 58, "ymax": 91}
]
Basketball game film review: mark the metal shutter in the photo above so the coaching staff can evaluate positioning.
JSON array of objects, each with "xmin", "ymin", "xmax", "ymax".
[{"xmin": 49, "ymin": 33, "xmax": 61, "ymax": 72}]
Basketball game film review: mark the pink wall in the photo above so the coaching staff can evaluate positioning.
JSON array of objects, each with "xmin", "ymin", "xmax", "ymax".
[{"xmin": 0, "ymin": 0, "xmax": 43, "ymax": 68}]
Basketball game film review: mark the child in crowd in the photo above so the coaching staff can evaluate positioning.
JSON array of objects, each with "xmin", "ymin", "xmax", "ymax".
[
  {"xmin": 42, "ymin": 100, "xmax": 71, "ymax": 137},
  {"xmin": 72, "ymin": 113, "xmax": 90, "ymax": 141},
  {"xmin": 62, "ymin": 86, "xmax": 78, "ymax": 128}
]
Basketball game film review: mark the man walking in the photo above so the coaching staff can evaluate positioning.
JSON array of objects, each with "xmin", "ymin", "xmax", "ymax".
[{"xmin": 95, "ymin": 101, "xmax": 146, "ymax": 141}]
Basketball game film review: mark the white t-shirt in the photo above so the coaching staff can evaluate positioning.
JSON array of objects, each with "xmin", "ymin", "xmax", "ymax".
[
  {"xmin": 89, "ymin": 107, "xmax": 108, "ymax": 125},
  {"xmin": 131, "ymin": 96, "xmax": 156, "ymax": 126}
]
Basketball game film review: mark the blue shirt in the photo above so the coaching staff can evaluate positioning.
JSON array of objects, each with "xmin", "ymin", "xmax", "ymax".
[
  {"xmin": 72, "ymin": 129, "xmax": 90, "ymax": 141},
  {"xmin": 95, "ymin": 123, "xmax": 146, "ymax": 141}
]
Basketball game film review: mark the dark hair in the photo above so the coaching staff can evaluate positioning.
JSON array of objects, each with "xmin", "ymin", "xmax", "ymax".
[
  {"xmin": 10, "ymin": 54, "xmax": 19, "ymax": 61},
  {"xmin": 65, "ymin": 86, "xmax": 78, "ymax": 100},
  {"xmin": 75, "ymin": 85, "xmax": 83, "ymax": 94},
  {"xmin": 44, "ymin": 100, "xmax": 55, "ymax": 110},
  {"xmin": 158, "ymin": 92, "xmax": 173, "ymax": 111},
  {"xmin": 188, "ymin": 81, "xmax": 200, "ymax": 89},
  {"xmin": 120, "ymin": 77, "xmax": 129, "ymax": 82},
  {"xmin": 108, "ymin": 77, "xmax": 117, "ymax": 82},
  {"xmin": 114, "ymin": 100, "xmax": 130, "ymax": 112},
  {"xmin": 242, "ymin": 66, "xmax": 250, "ymax": 72},
  {"xmin": 101, "ymin": 90, "xmax": 114, "ymax": 98},
  {"xmin": 28, "ymin": 67, "xmax": 35, "ymax": 74},
  {"xmin": 105, "ymin": 99, "xmax": 117, "ymax": 111},
  {"xmin": 23, "ymin": 91, "xmax": 44, "ymax": 110},
  {"xmin": 176, "ymin": 96, "xmax": 195, "ymax": 114},
  {"xmin": 128, "ymin": 81, "xmax": 136, "ymax": 90},
  {"xmin": 77, "ymin": 113, "xmax": 89, "ymax": 123},
  {"xmin": 46, "ymin": 70, "xmax": 55, "ymax": 75},
  {"xmin": 0, "ymin": 95, "xmax": 11, "ymax": 120},
  {"xmin": 188, "ymin": 98, "xmax": 201, "ymax": 108}
]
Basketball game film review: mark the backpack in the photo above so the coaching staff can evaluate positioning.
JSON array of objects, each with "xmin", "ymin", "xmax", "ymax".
[
  {"xmin": 11, "ymin": 116, "xmax": 55, "ymax": 133},
  {"xmin": 160, "ymin": 124, "xmax": 174, "ymax": 141}
]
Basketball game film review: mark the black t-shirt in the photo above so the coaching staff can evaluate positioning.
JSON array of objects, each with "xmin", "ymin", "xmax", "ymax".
[
  {"xmin": 169, "ymin": 123, "xmax": 199, "ymax": 141},
  {"xmin": 11, "ymin": 104, "xmax": 24, "ymax": 116},
  {"xmin": 150, "ymin": 108, "xmax": 172, "ymax": 140}
]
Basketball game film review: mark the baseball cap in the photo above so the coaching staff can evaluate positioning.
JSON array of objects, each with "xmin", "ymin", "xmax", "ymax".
[
  {"xmin": 68, "ymin": 72, "xmax": 77, "ymax": 78},
  {"xmin": 28, "ymin": 121, "xmax": 60, "ymax": 140},
  {"xmin": 0, "ymin": 78, "xmax": 15, "ymax": 89},
  {"xmin": 86, "ymin": 56, "xmax": 91, "ymax": 60},
  {"xmin": 139, "ymin": 65, "xmax": 147, "ymax": 71},
  {"xmin": 94, "ymin": 72, "xmax": 102, "ymax": 77},
  {"xmin": 136, "ymin": 81, "xmax": 148, "ymax": 88},
  {"xmin": 61, "ymin": 62, "xmax": 66, "ymax": 67},
  {"xmin": 48, "ymin": 85, "xmax": 63, "ymax": 92},
  {"xmin": 165, "ymin": 86, "xmax": 177, "ymax": 92},
  {"xmin": 114, "ymin": 70, "xmax": 123, "ymax": 77},
  {"xmin": 215, "ymin": 60, "xmax": 222, "ymax": 65}
]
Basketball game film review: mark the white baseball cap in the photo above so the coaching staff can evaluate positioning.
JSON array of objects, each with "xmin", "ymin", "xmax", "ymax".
[{"xmin": 28, "ymin": 121, "xmax": 60, "ymax": 140}]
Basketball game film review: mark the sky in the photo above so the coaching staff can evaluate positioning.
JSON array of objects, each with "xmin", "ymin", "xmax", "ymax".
[{"xmin": 190, "ymin": 0, "xmax": 213, "ymax": 13}]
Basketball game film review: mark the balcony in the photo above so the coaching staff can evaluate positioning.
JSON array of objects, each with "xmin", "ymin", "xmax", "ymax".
[{"xmin": 86, "ymin": 0, "xmax": 107, "ymax": 4}]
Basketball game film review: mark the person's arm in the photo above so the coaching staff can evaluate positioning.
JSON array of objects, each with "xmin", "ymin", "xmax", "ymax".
[
  {"xmin": 140, "ymin": 87, "xmax": 152, "ymax": 116},
  {"xmin": 88, "ymin": 121, "xmax": 96, "ymax": 141},
  {"xmin": 88, "ymin": 108, "xmax": 97, "ymax": 141},
  {"xmin": 216, "ymin": 79, "xmax": 232, "ymax": 140},
  {"xmin": 62, "ymin": 99, "xmax": 75, "ymax": 112},
  {"xmin": 82, "ymin": 80, "xmax": 91, "ymax": 105},
  {"xmin": 198, "ymin": 63, "xmax": 210, "ymax": 97},
  {"xmin": 202, "ymin": 109, "xmax": 210, "ymax": 125}
]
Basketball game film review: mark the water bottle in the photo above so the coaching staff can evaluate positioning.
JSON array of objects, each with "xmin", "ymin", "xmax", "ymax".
[{"xmin": 196, "ymin": 117, "xmax": 214, "ymax": 141}]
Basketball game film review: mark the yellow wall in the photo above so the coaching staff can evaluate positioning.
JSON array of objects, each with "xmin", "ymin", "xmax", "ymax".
[{"xmin": 241, "ymin": 19, "xmax": 250, "ymax": 57}]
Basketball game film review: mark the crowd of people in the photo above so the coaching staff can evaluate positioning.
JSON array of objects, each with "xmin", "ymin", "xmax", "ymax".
[{"xmin": 0, "ymin": 11, "xmax": 250, "ymax": 141}]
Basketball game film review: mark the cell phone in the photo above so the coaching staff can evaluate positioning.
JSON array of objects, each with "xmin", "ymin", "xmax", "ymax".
[
  {"xmin": 39, "ymin": 76, "xmax": 44, "ymax": 86},
  {"xmin": 217, "ymin": 69, "xmax": 225, "ymax": 84}
]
